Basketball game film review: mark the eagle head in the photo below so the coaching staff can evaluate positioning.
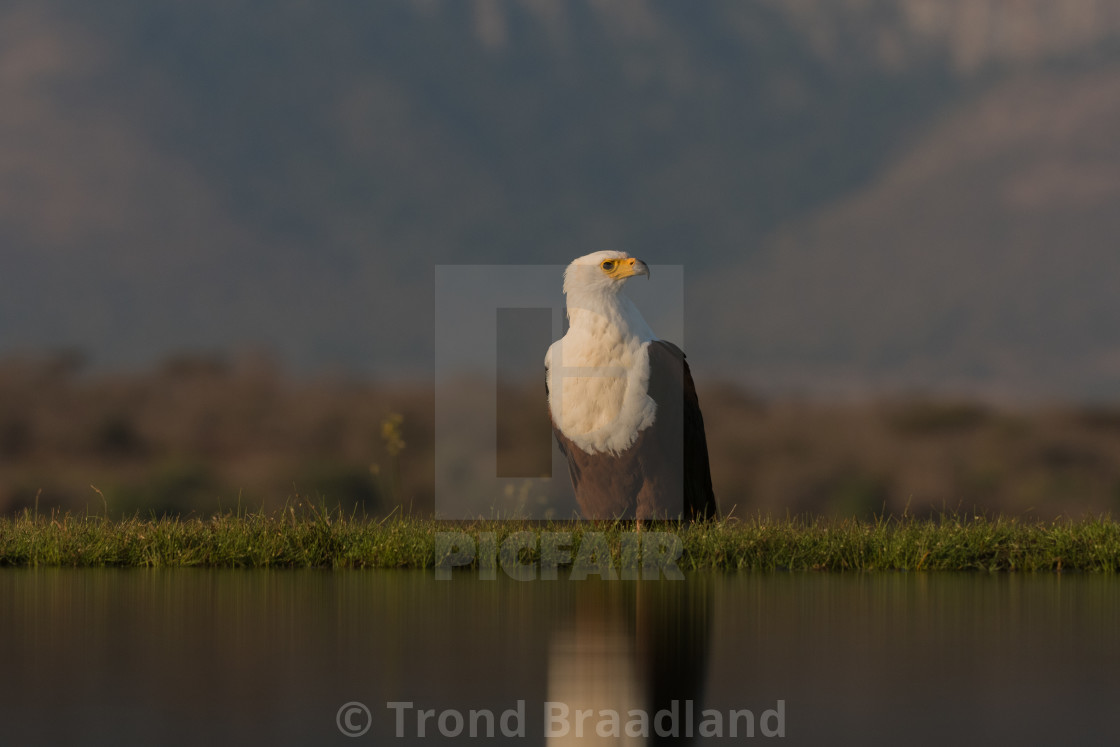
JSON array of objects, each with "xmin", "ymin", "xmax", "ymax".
[{"xmin": 563, "ymin": 251, "xmax": 650, "ymax": 298}]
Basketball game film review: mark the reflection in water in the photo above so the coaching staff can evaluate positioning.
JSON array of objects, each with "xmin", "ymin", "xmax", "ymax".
[
  {"xmin": 548, "ymin": 579, "xmax": 712, "ymax": 745},
  {"xmin": 2, "ymin": 570, "xmax": 1120, "ymax": 745}
]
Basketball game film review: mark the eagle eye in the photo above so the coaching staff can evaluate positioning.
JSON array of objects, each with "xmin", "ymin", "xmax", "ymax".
[{"xmin": 601, "ymin": 260, "xmax": 615, "ymax": 272}]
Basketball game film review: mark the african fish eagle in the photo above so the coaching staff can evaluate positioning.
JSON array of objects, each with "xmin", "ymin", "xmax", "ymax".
[{"xmin": 545, "ymin": 251, "xmax": 718, "ymax": 521}]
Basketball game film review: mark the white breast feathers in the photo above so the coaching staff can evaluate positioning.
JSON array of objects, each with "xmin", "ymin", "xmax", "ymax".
[{"xmin": 545, "ymin": 326, "xmax": 657, "ymax": 455}]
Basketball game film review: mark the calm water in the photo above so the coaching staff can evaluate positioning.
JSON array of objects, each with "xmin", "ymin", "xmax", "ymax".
[{"xmin": 1, "ymin": 570, "xmax": 1118, "ymax": 745}]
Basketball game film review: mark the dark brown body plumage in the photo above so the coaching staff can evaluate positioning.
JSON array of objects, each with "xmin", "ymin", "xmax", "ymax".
[{"xmin": 549, "ymin": 340, "xmax": 718, "ymax": 521}]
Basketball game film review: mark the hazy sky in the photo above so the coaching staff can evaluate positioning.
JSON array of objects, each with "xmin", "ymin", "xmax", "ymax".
[{"xmin": 4, "ymin": 1, "xmax": 1120, "ymax": 400}]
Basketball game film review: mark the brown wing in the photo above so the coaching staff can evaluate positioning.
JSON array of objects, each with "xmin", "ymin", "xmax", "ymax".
[
  {"xmin": 644, "ymin": 340, "xmax": 718, "ymax": 520},
  {"xmin": 547, "ymin": 340, "xmax": 718, "ymax": 520}
]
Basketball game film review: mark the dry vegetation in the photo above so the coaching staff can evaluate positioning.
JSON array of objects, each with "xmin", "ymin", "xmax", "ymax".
[
  {"xmin": 0, "ymin": 353, "xmax": 433, "ymax": 517},
  {"xmin": 3, "ymin": 353, "xmax": 1120, "ymax": 520}
]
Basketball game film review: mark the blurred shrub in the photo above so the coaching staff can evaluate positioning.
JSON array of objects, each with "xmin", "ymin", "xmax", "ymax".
[
  {"xmin": 888, "ymin": 400, "xmax": 990, "ymax": 435},
  {"xmin": 112, "ymin": 460, "xmax": 221, "ymax": 517},
  {"xmin": 92, "ymin": 415, "xmax": 148, "ymax": 458},
  {"xmin": 0, "ymin": 417, "xmax": 32, "ymax": 457},
  {"xmin": 1073, "ymin": 406, "xmax": 1120, "ymax": 433},
  {"xmin": 1032, "ymin": 440, "xmax": 1103, "ymax": 470},
  {"xmin": 293, "ymin": 461, "xmax": 380, "ymax": 515},
  {"xmin": 792, "ymin": 466, "xmax": 889, "ymax": 520},
  {"xmin": 827, "ymin": 470, "xmax": 890, "ymax": 520}
]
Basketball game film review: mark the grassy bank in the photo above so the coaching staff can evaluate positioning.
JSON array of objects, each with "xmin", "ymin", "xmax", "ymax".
[{"xmin": 2, "ymin": 508, "xmax": 1119, "ymax": 572}]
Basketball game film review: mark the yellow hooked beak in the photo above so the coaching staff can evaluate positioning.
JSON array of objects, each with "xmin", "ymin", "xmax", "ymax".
[{"xmin": 600, "ymin": 256, "xmax": 650, "ymax": 280}]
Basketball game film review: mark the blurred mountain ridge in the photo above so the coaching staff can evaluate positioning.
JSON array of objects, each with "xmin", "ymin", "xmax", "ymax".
[
  {"xmin": 3, "ymin": 0, "xmax": 1120, "ymax": 399},
  {"xmin": 463, "ymin": 0, "xmax": 1120, "ymax": 73}
]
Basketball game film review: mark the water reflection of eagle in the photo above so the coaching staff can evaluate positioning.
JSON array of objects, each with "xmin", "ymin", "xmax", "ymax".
[
  {"xmin": 549, "ymin": 580, "xmax": 714, "ymax": 746},
  {"xmin": 545, "ymin": 252, "xmax": 718, "ymax": 521}
]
